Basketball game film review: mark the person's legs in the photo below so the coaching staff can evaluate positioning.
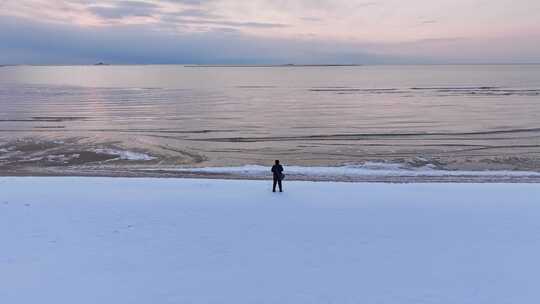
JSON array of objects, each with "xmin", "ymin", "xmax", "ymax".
[
  {"xmin": 273, "ymin": 178, "xmax": 277, "ymax": 192},
  {"xmin": 278, "ymin": 179, "xmax": 282, "ymax": 192}
]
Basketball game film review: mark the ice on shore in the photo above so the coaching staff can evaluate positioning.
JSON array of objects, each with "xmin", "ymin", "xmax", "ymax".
[
  {"xmin": 170, "ymin": 163, "xmax": 540, "ymax": 178},
  {"xmin": 93, "ymin": 148, "xmax": 156, "ymax": 161},
  {"xmin": 1, "ymin": 177, "xmax": 539, "ymax": 303}
]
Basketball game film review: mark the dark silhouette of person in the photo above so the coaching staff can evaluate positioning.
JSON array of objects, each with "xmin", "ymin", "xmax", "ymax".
[{"xmin": 271, "ymin": 160, "xmax": 284, "ymax": 192}]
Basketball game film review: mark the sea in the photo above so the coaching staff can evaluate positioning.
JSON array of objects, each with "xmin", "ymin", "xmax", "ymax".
[{"xmin": 1, "ymin": 64, "xmax": 539, "ymax": 180}]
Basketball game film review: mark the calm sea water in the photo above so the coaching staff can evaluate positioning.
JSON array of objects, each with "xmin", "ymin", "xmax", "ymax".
[{"xmin": 1, "ymin": 65, "xmax": 539, "ymax": 174}]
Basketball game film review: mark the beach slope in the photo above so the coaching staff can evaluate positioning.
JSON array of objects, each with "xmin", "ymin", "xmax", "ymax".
[{"xmin": 1, "ymin": 177, "xmax": 539, "ymax": 303}]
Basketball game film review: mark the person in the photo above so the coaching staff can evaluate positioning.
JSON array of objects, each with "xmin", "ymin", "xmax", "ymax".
[{"xmin": 271, "ymin": 160, "xmax": 284, "ymax": 192}]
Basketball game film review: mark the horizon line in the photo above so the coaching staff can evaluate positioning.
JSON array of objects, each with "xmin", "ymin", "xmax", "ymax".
[{"xmin": 2, "ymin": 63, "xmax": 540, "ymax": 68}]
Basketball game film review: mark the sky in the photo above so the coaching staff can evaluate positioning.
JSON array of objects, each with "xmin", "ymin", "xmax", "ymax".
[{"xmin": 1, "ymin": 0, "xmax": 539, "ymax": 64}]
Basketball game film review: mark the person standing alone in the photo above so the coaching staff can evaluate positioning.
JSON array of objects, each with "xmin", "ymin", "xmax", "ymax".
[{"xmin": 271, "ymin": 160, "xmax": 284, "ymax": 192}]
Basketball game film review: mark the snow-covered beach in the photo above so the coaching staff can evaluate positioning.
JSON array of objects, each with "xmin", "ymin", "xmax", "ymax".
[{"xmin": 2, "ymin": 177, "xmax": 539, "ymax": 303}]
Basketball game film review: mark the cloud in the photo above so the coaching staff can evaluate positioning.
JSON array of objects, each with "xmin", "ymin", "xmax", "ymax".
[
  {"xmin": 87, "ymin": 1, "xmax": 159, "ymax": 19},
  {"xmin": 172, "ymin": 8, "xmax": 218, "ymax": 17},
  {"xmin": 159, "ymin": 0, "xmax": 215, "ymax": 4},
  {"xmin": 162, "ymin": 14, "xmax": 289, "ymax": 28},
  {"xmin": 0, "ymin": 16, "xmax": 389, "ymax": 65}
]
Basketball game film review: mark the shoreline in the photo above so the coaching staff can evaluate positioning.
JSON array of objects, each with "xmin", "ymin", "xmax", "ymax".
[
  {"xmin": 3, "ymin": 136, "xmax": 540, "ymax": 183},
  {"xmin": 2, "ymin": 167, "xmax": 540, "ymax": 183}
]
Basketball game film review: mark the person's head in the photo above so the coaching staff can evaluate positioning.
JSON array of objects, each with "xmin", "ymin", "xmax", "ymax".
[{"xmin": 275, "ymin": 160, "xmax": 280, "ymax": 165}]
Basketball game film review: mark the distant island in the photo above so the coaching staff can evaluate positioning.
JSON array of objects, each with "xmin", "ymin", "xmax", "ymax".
[
  {"xmin": 94, "ymin": 62, "xmax": 110, "ymax": 66},
  {"xmin": 184, "ymin": 64, "xmax": 362, "ymax": 68}
]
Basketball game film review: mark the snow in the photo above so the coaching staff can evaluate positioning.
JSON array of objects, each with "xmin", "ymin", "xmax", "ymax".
[
  {"xmin": 169, "ymin": 163, "xmax": 540, "ymax": 178},
  {"xmin": 1, "ymin": 177, "xmax": 540, "ymax": 303}
]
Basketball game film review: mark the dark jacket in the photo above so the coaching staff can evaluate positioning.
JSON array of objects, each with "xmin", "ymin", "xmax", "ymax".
[{"xmin": 271, "ymin": 165, "xmax": 284, "ymax": 180}]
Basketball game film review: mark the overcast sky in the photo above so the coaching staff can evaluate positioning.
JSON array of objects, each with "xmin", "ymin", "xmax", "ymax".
[{"xmin": 1, "ymin": 0, "xmax": 539, "ymax": 64}]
